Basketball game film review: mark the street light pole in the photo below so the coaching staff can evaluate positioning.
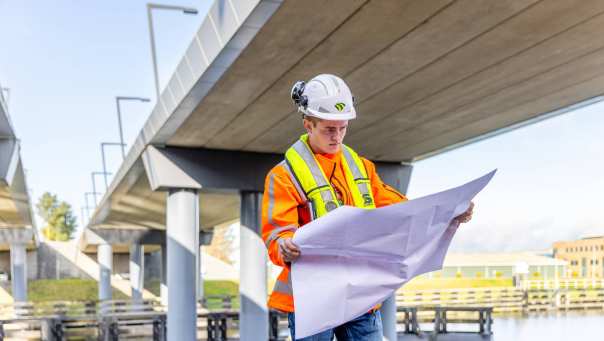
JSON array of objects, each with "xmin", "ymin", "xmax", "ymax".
[
  {"xmin": 81, "ymin": 207, "xmax": 87, "ymax": 227},
  {"xmin": 84, "ymin": 193, "xmax": 100, "ymax": 217},
  {"xmin": 101, "ymin": 142, "xmax": 126, "ymax": 190},
  {"xmin": 146, "ymin": 3, "xmax": 198, "ymax": 101},
  {"xmin": 91, "ymin": 172, "xmax": 111, "ymax": 206},
  {"xmin": 115, "ymin": 97, "xmax": 150, "ymax": 159}
]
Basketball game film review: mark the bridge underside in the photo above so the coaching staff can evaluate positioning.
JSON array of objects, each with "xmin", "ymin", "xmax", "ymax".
[{"xmin": 169, "ymin": 0, "xmax": 604, "ymax": 162}]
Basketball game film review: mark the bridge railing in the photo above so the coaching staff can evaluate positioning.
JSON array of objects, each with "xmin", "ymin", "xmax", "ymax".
[
  {"xmin": 396, "ymin": 286, "xmax": 604, "ymax": 314},
  {"xmin": 0, "ymin": 299, "xmax": 493, "ymax": 341}
]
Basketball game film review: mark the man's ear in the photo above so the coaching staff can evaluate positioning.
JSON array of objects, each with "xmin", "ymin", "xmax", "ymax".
[{"xmin": 303, "ymin": 119, "xmax": 312, "ymax": 134}]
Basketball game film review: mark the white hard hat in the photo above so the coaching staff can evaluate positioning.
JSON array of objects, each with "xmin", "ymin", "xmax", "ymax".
[{"xmin": 290, "ymin": 74, "xmax": 356, "ymax": 120}]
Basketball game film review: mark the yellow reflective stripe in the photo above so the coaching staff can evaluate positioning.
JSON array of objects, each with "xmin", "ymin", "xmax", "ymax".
[
  {"xmin": 340, "ymin": 153, "xmax": 363, "ymax": 207},
  {"xmin": 298, "ymin": 135, "xmax": 339, "ymax": 215},
  {"xmin": 282, "ymin": 161, "xmax": 306, "ymax": 201},
  {"xmin": 342, "ymin": 145, "xmax": 376, "ymax": 209},
  {"xmin": 285, "ymin": 142, "xmax": 320, "ymax": 193},
  {"xmin": 285, "ymin": 135, "xmax": 339, "ymax": 217},
  {"xmin": 284, "ymin": 135, "xmax": 375, "ymax": 219},
  {"xmin": 342, "ymin": 145, "xmax": 367, "ymax": 178},
  {"xmin": 291, "ymin": 140, "xmax": 328, "ymax": 189}
]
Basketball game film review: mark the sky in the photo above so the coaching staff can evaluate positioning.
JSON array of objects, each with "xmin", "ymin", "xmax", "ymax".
[
  {"xmin": 1, "ymin": 1, "xmax": 603, "ymax": 253},
  {"xmin": 0, "ymin": 0, "xmax": 211, "ymax": 224}
]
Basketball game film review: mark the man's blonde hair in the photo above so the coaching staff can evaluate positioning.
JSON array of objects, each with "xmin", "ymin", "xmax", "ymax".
[{"xmin": 302, "ymin": 114, "xmax": 320, "ymax": 126}]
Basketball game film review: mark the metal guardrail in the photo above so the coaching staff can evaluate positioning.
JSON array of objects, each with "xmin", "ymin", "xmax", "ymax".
[
  {"xmin": 397, "ymin": 286, "xmax": 604, "ymax": 314},
  {"xmin": 0, "ymin": 298, "xmax": 493, "ymax": 341}
]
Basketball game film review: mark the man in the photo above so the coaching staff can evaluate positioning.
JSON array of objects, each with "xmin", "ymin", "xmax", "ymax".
[{"xmin": 261, "ymin": 74, "xmax": 474, "ymax": 340}]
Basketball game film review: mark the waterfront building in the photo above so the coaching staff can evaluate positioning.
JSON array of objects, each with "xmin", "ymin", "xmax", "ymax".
[{"xmin": 553, "ymin": 236, "xmax": 604, "ymax": 278}]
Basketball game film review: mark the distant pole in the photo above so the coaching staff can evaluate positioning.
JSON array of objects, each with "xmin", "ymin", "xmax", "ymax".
[
  {"xmin": 146, "ymin": 3, "xmax": 198, "ymax": 101},
  {"xmin": 115, "ymin": 97, "xmax": 150, "ymax": 159},
  {"xmin": 84, "ymin": 193, "xmax": 99, "ymax": 216},
  {"xmin": 91, "ymin": 173, "xmax": 98, "ymax": 206},
  {"xmin": 91, "ymin": 172, "xmax": 111, "ymax": 206},
  {"xmin": 80, "ymin": 207, "xmax": 87, "ymax": 227},
  {"xmin": 101, "ymin": 142, "xmax": 126, "ymax": 190}
]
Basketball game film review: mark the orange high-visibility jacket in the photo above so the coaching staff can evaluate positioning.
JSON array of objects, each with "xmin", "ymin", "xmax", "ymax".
[{"xmin": 261, "ymin": 149, "xmax": 408, "ymax": 312}]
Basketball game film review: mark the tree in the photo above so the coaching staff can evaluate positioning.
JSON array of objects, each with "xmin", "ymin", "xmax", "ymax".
[{"xmin": 36, "ymin": 192, "xmax": 77, "ymax": 241}]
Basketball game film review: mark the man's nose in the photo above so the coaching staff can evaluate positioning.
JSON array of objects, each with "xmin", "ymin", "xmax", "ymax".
[{"xmin": 333, "ymin": 132, "xmax": 343, "ymax": 143}]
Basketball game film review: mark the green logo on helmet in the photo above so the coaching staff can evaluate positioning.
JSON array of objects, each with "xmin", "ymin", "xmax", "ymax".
[{"xmin": 334, "ymin": 102, "xmax": 346, "ymax": 112}]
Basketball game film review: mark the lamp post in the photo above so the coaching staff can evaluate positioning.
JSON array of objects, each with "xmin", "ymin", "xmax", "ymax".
[
  {"xmin": 115, "ymin": 97, "xmax": 150, "ymax": 159},
  {"xmin": 146, "ymin": 3, "xmax": 198, "ymax": 101},
  {"xmin": 91, "ymin": 172, "xmax": 111, "ymax": 206},
  {"xmin": 100, "ymin": 142, "xmax": 126, "ymax": 190},
  {"xmin": 81, "ymin": 207, "xmax": 87, "ymax": 227},
  {"xmin": 81, "ymin": 205, "xmax": 95, "ymax": 225},
  {"xmin": 84, "ymin": 193, "xmax": 100, "ymax": 217}
]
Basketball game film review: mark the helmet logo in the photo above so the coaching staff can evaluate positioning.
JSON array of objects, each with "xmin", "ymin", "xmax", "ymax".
[{"xmin": 334, "ymin": 102, "xmax": 346, "ymax": 112}]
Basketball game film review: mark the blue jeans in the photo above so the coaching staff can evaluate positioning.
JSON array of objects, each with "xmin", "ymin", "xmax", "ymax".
[{"xmin": 287, "ymin": 311, "xmax": 383, "ymax": 341}]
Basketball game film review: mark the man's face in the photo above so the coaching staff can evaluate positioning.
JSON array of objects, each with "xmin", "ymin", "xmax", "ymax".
[{"xmin": 304, "ymin": 118, "xmax": 348, "ymax": 154}]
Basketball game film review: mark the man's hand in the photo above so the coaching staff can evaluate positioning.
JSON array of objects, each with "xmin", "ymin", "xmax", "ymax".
[
  {"xmin": 455, "ymin": 201, "xmax": 474, "ymax": 224},
  {"xmin": 279, "ymin": 238, "xmax": 301, "ymax": 263}
]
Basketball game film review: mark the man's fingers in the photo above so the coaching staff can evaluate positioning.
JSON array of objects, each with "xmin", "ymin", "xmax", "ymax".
[
  {"xmin": 285, "ymin": 247, "xmax": 300, "ymax": 255},
  {"xmin": 455, "ymin": 201, "xmax": 475, "ymax": 223},
  {"xmin": 279, "ymin": 239, "xmax": 301, "ymax": 262},
  {"xmin": 283, "ymin": 239, "xmax": 301, "ymax": 252}
]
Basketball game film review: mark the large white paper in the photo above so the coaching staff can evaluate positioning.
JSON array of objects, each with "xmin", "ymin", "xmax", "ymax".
[{"xmin": 291, "ymin": 170, "xmax": 496, "ymax": 338}]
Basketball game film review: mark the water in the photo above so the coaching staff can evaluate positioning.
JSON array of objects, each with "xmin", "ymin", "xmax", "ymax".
[{"xmin": 493, "ymin": 313, "xmax": 604, "ymax": 340}]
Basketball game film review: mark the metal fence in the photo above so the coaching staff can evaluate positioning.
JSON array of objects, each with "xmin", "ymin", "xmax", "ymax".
[
  {"xmin": 396, "ymin": 286, "xmax": 604, "ymax": 314},
  {"xmin": 0, "ymin": 299, "xmax": 495, "ymax": 341}
]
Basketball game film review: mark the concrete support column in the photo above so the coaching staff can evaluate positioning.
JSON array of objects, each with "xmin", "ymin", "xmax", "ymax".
[
  {"xmin": 98, "ymin": 243, "xmax": 113, "ymax": 301},
  {"xmin": 161, "ymin": 242, "xmax": 168, "ymax": 306},
  {"xmin": 197, "ymin": 245, "xmax": 204, "ymax": 303},
  {"xmin": 129, "ymin": 243, "xmax": 144, "ymax": 303},
  {"xmin": 239, "ymin": 191, "xmax": 268, "ymax": 341},
  {"xmin": 381, "ymin": 295, "xmax": 397, "ymax": 341},
  {"xmin": 167, "ymin": 189, "xmax": 199, "ymax": 341},
  {"xmin": 10, "ymin": 244, "xmax": 27, "ymax": 302},
  {"xmin": 377, "ymin": 162, "xmax": 413, "ymax": 340}
]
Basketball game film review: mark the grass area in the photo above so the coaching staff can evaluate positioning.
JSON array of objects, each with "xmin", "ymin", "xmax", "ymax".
[
  {"xmin": 18, "ymin": 279, "xmax": 238, "ymax": 304},
  {"xmin": 146, "ymin": 279, "xmax": 239, "ymax": 297},
  {"xmin": 24, "ymin": 279, "xmax": 128, "ymax": 302},
  {"xmin": 402, "ymin": 277, "xmax": 513, "ymax": 290},
  {"xmin": 17, "ymin": 277, "xmax": 515, "ymax": 304},
  {"xmin": 146, "ymin": 279, "xmax": 240, "ymax": 309}
]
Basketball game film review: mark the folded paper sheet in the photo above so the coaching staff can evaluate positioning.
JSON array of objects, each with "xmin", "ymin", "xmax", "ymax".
[{"xmin": 291, "ymin": 170, "xmax": 496, "ymax": 338}]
